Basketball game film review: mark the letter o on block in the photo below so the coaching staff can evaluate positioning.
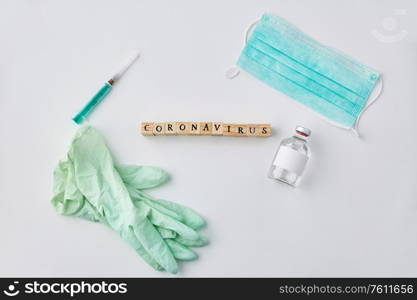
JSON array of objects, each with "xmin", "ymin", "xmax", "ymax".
[{"xmin": 152, "ymin": 122, "xmax": 165, "ymax": 135}]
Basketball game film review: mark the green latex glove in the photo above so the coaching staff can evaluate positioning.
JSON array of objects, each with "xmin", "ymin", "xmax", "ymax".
[
  {"xmin": 52, "ymin": 126, "xmax": 207, "ymax": 273},
  {"xmin": 53, "ymin": 161, "xmax": 208, "ymax": 265},
  {"xmin": 116, "ymin": 165, "xmax": 208, "ymax": 248}
]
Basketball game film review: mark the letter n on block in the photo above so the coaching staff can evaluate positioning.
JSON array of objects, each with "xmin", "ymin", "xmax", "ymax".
[{"xmin": 189, "ymin": 122, "xmax": 200, "ymax": 135}]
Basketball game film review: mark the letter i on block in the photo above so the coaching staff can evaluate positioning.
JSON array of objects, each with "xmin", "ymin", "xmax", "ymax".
[{"xmin": 223, "ymin": 124, "xmax": 248, "ymax": 136}]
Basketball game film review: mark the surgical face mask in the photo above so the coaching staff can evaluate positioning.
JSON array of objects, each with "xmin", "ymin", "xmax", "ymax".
[{"xmin": 234, "ymin": 13, "xmax": 382, "ymax": 136}]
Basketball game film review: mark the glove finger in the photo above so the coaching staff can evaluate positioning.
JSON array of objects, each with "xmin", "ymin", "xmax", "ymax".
[
  {"xmin": 129, "ymin": 188, "xmax": 183, "ymax": 221},
  {"xmin": 157, "ymin": 227, "xmax": 205, "ymax": 256},
  {"xmin": 166, "ymin": 239, "xmax": 198, "ymax": 261},
  {"xmin": 157, "ymin": 227, "xmax": 177, "ymax": 239},
  {"xmin": 131, "ymin": 190, "xmax": 205, "ymax": 230},
  {"xmin": 159, "ymin": 227, "xmax": 208, "ymax": 247},
  {"xmin": 175, "ymin": 232, "xmax": 209, "ymax": 247},
  {"xmin": 148, "ymin": 208, "xmax": 200, "ymax": 242},
  {"xmin": 132, "ymin": 219, "xmax": 178, "ymax": 274},
  {"xmin": 116, "ymin": 165, "xmax": 170, "ymax": 190},
  {"xmin": 152, "ymin": 198, "xmax": 206, "ymax": 230},
  {"xmin": 120, "ymin": 226, "xmax": 165, "ymax": 271}
]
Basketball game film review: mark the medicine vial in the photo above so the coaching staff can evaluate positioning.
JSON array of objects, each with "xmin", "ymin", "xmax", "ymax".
[{"xmin": 268, "ymin": 126, "xmax": 311, "ymax": 187}]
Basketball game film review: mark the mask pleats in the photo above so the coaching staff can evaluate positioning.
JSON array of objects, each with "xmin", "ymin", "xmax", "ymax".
[{"xmin": 237, "ymin": 13, "xmax": 380, "ymax": 128}]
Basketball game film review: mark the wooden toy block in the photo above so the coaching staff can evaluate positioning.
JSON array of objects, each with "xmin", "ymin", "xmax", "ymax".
[
  {"xmin": 223, "ymin": 124, "xmax": 248, "ymax": 136},
  {"xmin": 140, "ymin": 121, "xmax": 272, "ymax": 137},
  {"xmin": 189, "ymin": 122, "xmax": 201, "ymax": 135},
  {"xmin": 199, "ymin": 122, "xmax": 212, "ymax": 135},
  {"xmin": 175, "ymin": 122, "xmax": 191, "ymax": 135},
  {"xmin": 153, "ymin": 122, "xmax": 166, "ymax": 135},
  {"xmin": 141, "ymin": 122, "xmax": 154, "ymax": 136},
  {"xmin": 164, "ymin": 122, "xmax": 177, "ymax": 135},
  {"xmin": 246, "ymin": 124, "xmax": 259, "ymax": 137},
  {"xmin": 256, "ymin": 124, "xmax": 272, "ymax": 137},
  {"xmin": 212, "ymin": 123, "xmax": 223, "ymax": 135}
]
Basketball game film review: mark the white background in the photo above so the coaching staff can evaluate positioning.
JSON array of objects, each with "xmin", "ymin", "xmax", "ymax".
[{"xmin": 1, "ymin": 0, "xmax": 416, "ymax": 277}]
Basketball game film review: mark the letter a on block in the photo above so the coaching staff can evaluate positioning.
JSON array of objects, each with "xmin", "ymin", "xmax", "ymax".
[{"xmin": 199, "ymin": 122, "xmax": 212, "ymax": 135}]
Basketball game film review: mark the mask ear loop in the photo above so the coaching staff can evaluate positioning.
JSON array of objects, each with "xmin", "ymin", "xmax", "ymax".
[
  {"xmin": 295, "ymin": 77, "xmax": 383, "ymax": 139},
  {"xmin": 351, "ymin": 77, "xmax": 383, "ymax": 138},
  {"xmin": 225, "ymin": 20, "xmax": 259, "ymax": 79},
  {"xmin": 245, "ymin": 20, "xmax": 258, "ymax": 44}
]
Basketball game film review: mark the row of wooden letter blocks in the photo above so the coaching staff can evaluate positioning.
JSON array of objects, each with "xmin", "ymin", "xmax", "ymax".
[{"xmin": 141, "ymin": 122, "xmax": 272, "ymax": 137}]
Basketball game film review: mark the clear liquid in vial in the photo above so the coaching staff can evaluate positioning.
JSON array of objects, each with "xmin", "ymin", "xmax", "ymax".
[{"xmin": 268, "ymin": 126, "xmax": 311, "ymax": 187}]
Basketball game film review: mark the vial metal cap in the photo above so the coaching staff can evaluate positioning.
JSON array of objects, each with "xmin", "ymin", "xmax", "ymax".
[{"xmin": 295, "ymin": 126, "xmax": 311, "ymax": 137}]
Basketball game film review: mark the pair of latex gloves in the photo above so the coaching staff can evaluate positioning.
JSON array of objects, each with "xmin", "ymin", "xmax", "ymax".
[{"xmin": 52, "ymin": 126, "xmax": 207, "ymax": 274}]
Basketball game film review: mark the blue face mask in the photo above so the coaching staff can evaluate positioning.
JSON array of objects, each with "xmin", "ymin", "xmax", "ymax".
[{"xmin": 236, "ymin": 13, "xmax": 382, "ymax": 134}]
